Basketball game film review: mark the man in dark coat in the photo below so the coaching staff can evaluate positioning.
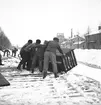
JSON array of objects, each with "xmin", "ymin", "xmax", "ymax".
[
  {"xmin": 17, "ymin": 39, "xmax": 33, "ymax": 70},
  {"xmin": 26, "ymin": 39, "xmax": 42, "ymax": 73},
  {"xmin": 12, "ymin": 47, "xmax": 18, "ymax": 57},
  {"xmin": 3, "ymin": 49, "xmax": 10, "ymax": 57}
]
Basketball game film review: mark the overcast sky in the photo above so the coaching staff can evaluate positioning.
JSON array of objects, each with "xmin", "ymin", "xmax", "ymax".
[{"xmin": 0, "ymin": 0, "xmax": 101, "ymax": 46}]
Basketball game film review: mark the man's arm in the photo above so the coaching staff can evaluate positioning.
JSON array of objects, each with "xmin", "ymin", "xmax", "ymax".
[
  {"xmin": 34, "ymin": 44, "xmax": 41, "ymax": 48},
  {"xmin": 24, "ymin": 43, "xmax": 35, "ymax": 51},
  {"xmin": 57, "ymin": 45, "xmax": 64, "ymax": 54}
]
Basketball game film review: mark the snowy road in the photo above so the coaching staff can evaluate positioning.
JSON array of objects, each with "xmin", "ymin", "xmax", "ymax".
[{"xmin": 0, "ymin": 57, "xmax": 101, "ymax": 105}]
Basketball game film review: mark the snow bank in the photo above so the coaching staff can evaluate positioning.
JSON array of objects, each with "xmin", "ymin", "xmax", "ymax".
[{"xmin": 74, "ymin": 49, "xmax": 101, "ymax": 68}]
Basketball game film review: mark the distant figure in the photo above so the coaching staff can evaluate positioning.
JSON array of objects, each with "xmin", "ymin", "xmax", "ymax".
[
  {"xmin": 0, "ymin": 47, "xmax": 4, "ymax": 65},
  {"xmin": 12, "ymin": 47, "xmax": 18, "ymax": 57},
  {"xmin": 0, "ymin": 52, "xmax": 4, "ymax": 65},
  {"xmin": 3, "ymin": 49, "xmax": 10, "ymax": 57}
]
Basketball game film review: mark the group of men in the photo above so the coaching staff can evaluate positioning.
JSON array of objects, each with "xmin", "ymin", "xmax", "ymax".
[
  {"xmin": 17, "ymin": 37, "xmax": 65, "ymax": 79},
  {"xmin": 3, "ymin": 47, "xmax": 18, "ymax": 57},
  {"xmin": 0, "ymin": 47, "xmax": 18, "ymax": 66}
]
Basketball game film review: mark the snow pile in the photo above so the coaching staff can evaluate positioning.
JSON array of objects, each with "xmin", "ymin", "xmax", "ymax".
[{"xmin": 75, "ymin": 49, "xmax": 101, "ymax": 68}]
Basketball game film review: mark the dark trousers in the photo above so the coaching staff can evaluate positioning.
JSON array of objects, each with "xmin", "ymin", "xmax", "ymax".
[
  {"xmin": 0, "ymin": 54, "xmax": 2, "ymax": 64},
  {"xmin": 12, "ymin": 51, "xmax": 16, "ymax": 57},
  {"xmin": 4, "ymin": 51, "xmax": 10, "ymax": 57},
  {"xmin": 31, "ymin": 54, "xmax": 43, "ymax": 72},
  {"xmin": 17, "ymin": 51, "xmax": 31, "ymax": 70}
]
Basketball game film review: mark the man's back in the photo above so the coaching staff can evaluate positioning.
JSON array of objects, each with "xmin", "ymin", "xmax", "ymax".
[{"xmin": 46, "ymin": 41, "xmax": 60, "ymax": 54}]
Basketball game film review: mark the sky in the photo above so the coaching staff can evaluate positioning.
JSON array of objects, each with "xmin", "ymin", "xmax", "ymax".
[{"xmin": 0, "ymin": 0, "xmax": 101, "ymax": 47}]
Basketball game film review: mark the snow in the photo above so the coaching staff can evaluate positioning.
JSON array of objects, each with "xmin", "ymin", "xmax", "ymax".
[
  {"xmin": 74, "ymin": 49, "xmax": 101, "ymax": 82},
  {"xmin": 74, "ymin": 49, "xmax": 101, "ymax": 69},
  {"xmin": 0, "ymin": 49, "xmax": 101, "ymax": 105}
]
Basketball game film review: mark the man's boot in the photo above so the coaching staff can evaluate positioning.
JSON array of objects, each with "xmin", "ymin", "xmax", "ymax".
[
  {"xmin": 17, "ymin": 63, "xmax": 21, "ymax": 70},
  {"xmin": 43, "ymin": 71, "xmax": 47, "ymax": 79},
  {"xmin": 54, "ymin": 73, "xmax": 59, "ymax": 78},
  {"xmin": 31, "ymin": 68, "xmax": 34, "ymax": 73}
]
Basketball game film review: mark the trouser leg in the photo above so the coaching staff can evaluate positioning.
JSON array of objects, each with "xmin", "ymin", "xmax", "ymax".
[
  {"xmin": 7, "ymin": 52, "xmax": 9, "ymax": 57},
  {"xmin": 3, "ymin": 52, "xmax": 5, "ymax": 56},
  {"xmin": 26, "ymin": 52, "xmax": 31, "ymax": 70},
  {"xmin": 23, "ymin": 62, "xmax": 26, "ymax": 69},
  {"xmin": 50, "ymin": 52, "xmax": 59, "ymax": 78},
  {"xmin": 17, "ymin": 58, "xmax": 26, "ymax": 70},
  {"xmin": 17, "ymin": 51, "xmax": 28, "ymax": 70},
  {"xmin": 12, "ymin": 51, "xmax": 13, "ymax": 56},
  {"xmin": 14, "ymin": 52, "xmax": 16, "ymax": 57},
  {"xmin": 31, "ymin": 55, "xmax": 37, "ymax": 73},
  {"xmin": 43, "ymin": 52, "xmax": 50, "ymax": 79},
  {"xmin": 43, "ymin": 52, "xmax": 50, "ymax": 72},
  {"xmin": 38, "ymin": 57, "xmax": 43, "ymax": 72},
  {"xmin": 27, "ymin": 59, "xmax": 32, "ymax": 70},
  {"xmin": 0, "ymin": 54, "xmax": 2, "ymax": 64}
]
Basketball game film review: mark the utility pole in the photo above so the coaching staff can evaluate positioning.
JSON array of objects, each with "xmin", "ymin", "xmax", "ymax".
[
  {"xmin": 87, "ymin": 26, "xmax": 90, "ymax": 49},
  {"xmin": 71, "ymin": 28, "xmax": 73, "ymax": 38},
  {"xmin": 77, "ymin": 32, "xmax": 79, "ymax": 49},
  {"xmin": 70, "ymin": 28, "xmax": 73, "ymax": 48}
]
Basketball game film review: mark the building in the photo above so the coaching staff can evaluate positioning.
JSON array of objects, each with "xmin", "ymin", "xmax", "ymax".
[
  {"xmin": 69, "ymin": 35, "xmax": 85, "ymax": 49},
  {"xmin": 72, "ymin": 41, "xmax": 86, "ymax": 49},
  {"xmin": 61, "ymin": 40, "xmax": 71, "ymax": 48},
  {"xmin": 60, "ymin": 35, "xmax": 86, "ymax": 49},
  {"xmin": 85, "ymin": 32, "xmax": 101, "ymax": 49}
]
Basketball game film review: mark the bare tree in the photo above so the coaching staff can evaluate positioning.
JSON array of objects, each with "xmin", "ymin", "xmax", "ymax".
[{"xmin": 0, "ymin": 28, "xmax": 12, "ymax": 50}]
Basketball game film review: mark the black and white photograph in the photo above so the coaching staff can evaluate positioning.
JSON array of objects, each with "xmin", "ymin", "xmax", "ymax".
[{"xmin": 0, "ymin": 0, "xmax": 101, "ymax": 105}]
